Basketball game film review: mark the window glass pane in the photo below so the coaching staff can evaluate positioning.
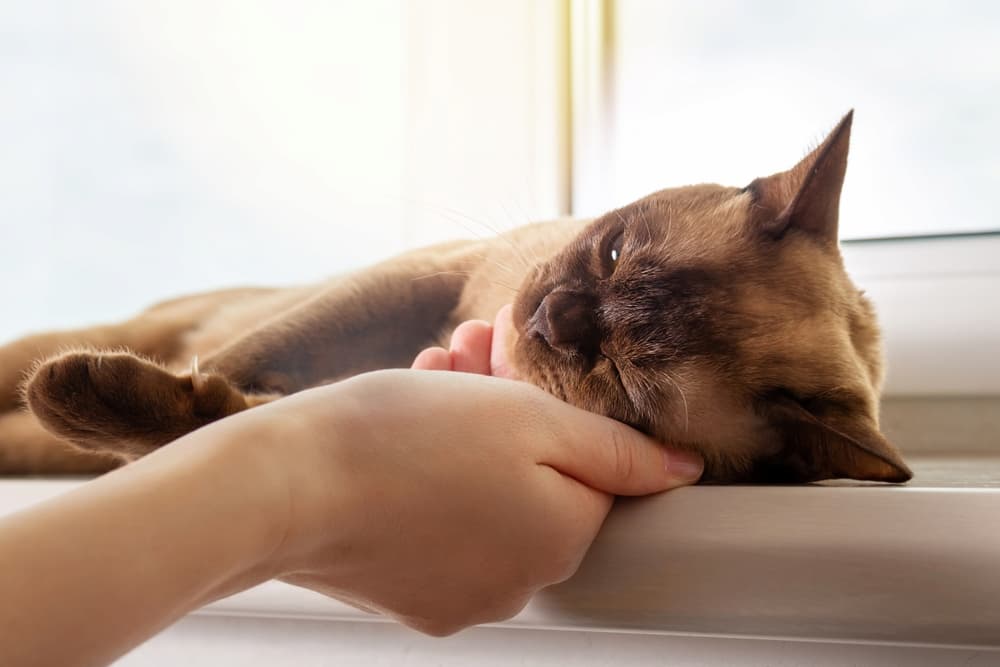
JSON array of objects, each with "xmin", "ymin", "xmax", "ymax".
[{"xmin": 600, "ymin": 0, "xmax": 1000, "ymax": 239}]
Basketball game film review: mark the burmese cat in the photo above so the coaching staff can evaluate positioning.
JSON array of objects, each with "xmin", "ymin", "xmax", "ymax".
[{"xmin": 0, "ymin": 112, "xmax": 912, "ymax": 483}]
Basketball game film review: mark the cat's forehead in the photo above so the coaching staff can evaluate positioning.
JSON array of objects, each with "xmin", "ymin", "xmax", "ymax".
[
  {"xmin": 588, "ymin": 184, "xmax": 752, "ymax": 261},
  {"xmin": 643, "ymin": 182, "xmax": 744, "ymax": 208}
]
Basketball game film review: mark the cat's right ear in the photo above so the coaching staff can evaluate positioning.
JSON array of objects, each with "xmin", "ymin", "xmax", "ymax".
[
  {"xmin": 745, "ymin": 110, "xmax": 853, "ymax": 247},
  {"xmin": 756, "ymin": 392, "xmax": 912, "ymax": 484}
]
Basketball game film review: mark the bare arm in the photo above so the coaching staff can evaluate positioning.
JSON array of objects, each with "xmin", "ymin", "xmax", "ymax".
[
  {"xmin": 0, "ymin": 419, "xmax": 283, "ymax": 667},
  {"xmin": 0, "ymin": 309, "xmax": 702, "ymax": 666}
]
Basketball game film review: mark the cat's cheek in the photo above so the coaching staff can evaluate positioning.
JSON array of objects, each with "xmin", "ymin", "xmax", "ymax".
[
  {"xmin": 642, "ymin": 368, "xmax": 776, "ymax": 480},
  {"xmin": 505, "ymin": 350, "xmax": 544, "ymax": 393},
  {"xmin": 506, "ymin": 337, "xmax": 559, "ymax": 398}
]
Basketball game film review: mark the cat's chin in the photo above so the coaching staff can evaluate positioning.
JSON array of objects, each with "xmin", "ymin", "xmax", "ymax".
[{"xmin": 508, "ymin": 333, "xmax": 645, "ymax": 430}]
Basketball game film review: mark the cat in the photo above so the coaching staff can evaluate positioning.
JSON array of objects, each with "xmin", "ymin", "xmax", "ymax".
[{"xmin": 0, "ymin": 111, "xmax": 912, "ymax": 483}]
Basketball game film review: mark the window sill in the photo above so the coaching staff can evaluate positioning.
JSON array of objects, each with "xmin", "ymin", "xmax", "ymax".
[{"xmin": 3, "ymin": 455, "xmax": 999, "ymax": 649}]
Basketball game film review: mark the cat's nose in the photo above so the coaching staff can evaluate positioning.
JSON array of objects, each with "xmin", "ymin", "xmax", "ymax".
[{"xmin": 527, "ymin": 290, "xmax": 600, "ymax": 357}]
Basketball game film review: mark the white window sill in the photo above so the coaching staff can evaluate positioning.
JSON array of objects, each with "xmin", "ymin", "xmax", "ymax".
[{"xmin": 3, "ymin": 454, "xmax": 999, "ymax": 650}]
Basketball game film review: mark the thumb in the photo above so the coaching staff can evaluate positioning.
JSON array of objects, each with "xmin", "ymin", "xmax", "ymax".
[{"xmin": 543, "ymin": 409, "xmax": 704, "ymax": 495}]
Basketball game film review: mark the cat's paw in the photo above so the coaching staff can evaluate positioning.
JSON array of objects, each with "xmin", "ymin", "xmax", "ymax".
[{"xmin": 23, "ymin": 351, "xmax": 249, "ymax": 458}]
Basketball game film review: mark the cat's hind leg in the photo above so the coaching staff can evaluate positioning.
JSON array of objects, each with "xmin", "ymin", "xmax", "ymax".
[
  {"xmin": 23, "ymin": 351, "xmax": 279, "ymax": 460},
  {"xmin": 0, "ymin": 410, "xmax": 120, "ymax": 475},
  {"xmin": 0, "ymin": 321, "xmax": 196, "ymax": 471}
]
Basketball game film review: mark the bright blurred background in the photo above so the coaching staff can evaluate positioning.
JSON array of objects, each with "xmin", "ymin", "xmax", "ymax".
[
  {"xmin": 1, "ymin": 1, "xmax": 998, "ymax": 395},
  {"xmin": 0, "ymin": 1, "xmax": 567, "ymax": 340}
]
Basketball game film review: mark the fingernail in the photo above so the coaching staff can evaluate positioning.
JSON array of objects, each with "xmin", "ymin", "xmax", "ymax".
[{"xmin": 664, "ymin": 448, "xmax": 704, "ymax": 483}]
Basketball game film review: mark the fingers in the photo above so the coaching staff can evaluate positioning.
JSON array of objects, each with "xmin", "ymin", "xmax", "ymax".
[
  {"xmin": 447, "ymin": 320, "xmax": 493, "ymax": 375},
  {"xmin": 410, "ymin": 321, "xmax": 492, "ymax": 373},
  {"xmin": 412, "ymin": 307, "xmax": 700, "ymax": 497},
  {"xmin": 411, "ymin": 308, "xmax": 514, "ymax": 377},
  {"xmin": 411, "ymin": 347, "xmax": 451, "ymax": 371},
  {"xmin": 541, "ymin": 407, "xmax": 704, "ymax": 496},
  {"xmin": 490, "ymin": 305, "xmax": 516, "ymax": 379}
]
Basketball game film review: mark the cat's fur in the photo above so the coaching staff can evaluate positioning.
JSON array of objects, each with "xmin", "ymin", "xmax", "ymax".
[{"xmin": 0, "ymin": 112, "xmax": 912, "ymax": 483}]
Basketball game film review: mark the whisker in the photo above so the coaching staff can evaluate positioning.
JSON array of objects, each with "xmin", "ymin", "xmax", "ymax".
[
  {"xmin": 510, "ymin": 234, "xmax": 539, "ymax": 271},
  {"xmin": 498, "ymin": 198, "xmax": 520, "ymax": 229},
  {"xmin": 398, "ymin": 197, "xmax": 537, "ymax": 272},
  {"xmin": 488, "ymin": 233, "xmax": 533, "ymax": 272},
  {"xmin": 396, "ymin": 197, "xmax": 505, "ymax": 246},
  {"xmin": 491, "ymin": 227, "xmax": 535, "ymax": 271},
  {"xmin": 481, "ymin": 198, "xmax": 543, "ymax": 270},
  {"xmin": 410, "ymin": 270, "xmax": 474, "ymax": 281},
  {"xmin": 662, "ymin": 202, "xmax": 673, "ymax": 245},
  {"xmin": 466, "ymin": 250, "xmax": 523, "ymax": 286},
  {"xmin": 638, "ymin": 203, "xmax": 655, "ymax": 244},
  {"xmin": 641, "ymin": 204, "xmax": 653, "ymax": 241},
  {"xmin": 663, "ymin": 371, "xmax": 690, "ymax": 434},
  {"xmin": 377, "ymin": 196, "xmax": 539, "ymax": 286},
  {"xmin": 605, "ymin": 355, "xmax": 648, "ymax": 424},
  {"xmin": 612, "ymin": 207, "xmax": 628, "ymax": 229},
  {"xmin": 435, "ymin": 203, "xmax": 506, "ymax": 237},
  {"xmin": 433, "ymin": 203, "xmax": 534, "ymax": 271},
  {"xmin": 476, "ymin": 252, "xmax": 516, "ymax": 277},
  {"xmin": 411, "ymin": 271, "xmax": 518, "ymax": 294},
  {"xmin": 498, "ymin": 198, "xmax": 544, "ymax": 267},
  {"xmin": 428, "ymin": 208, "xmax": 494, "ymax": 242}
]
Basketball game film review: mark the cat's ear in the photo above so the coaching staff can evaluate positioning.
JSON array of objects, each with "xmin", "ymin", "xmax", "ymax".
[
  {"xmin": 757, "ymin": 392, "xmax": 912, "ymax": 483},
  {"xmin": 746, "ymin": 110, "xmax": 853, "ymax": 245}
]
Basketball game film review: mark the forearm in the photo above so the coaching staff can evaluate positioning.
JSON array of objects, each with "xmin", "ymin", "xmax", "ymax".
[
  {"xmin": 0, "ymin": 418, "xmax": 287, "ymax": 667},
  {"xmin": 0, "ymin": 361, "xmax": 697, "ymax": 662}
]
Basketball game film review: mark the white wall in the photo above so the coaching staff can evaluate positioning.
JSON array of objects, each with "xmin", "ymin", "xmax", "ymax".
[{"xmin": 0, "ymin": 1, "xmax": 567, "ymax": 342}]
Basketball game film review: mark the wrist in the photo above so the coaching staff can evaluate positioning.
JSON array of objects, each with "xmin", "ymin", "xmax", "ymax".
[
  {"xmin": 209, "ymin": 385, "xmax": 364, "ymax": 585},
  {"xmin": 136, "ymin": 410, "xmax": 296, "ymax": 605},
  {"xmin": 255, "ymin": 386, "xmax": 361, "ymax": 578},
  {"xmin": 218, "ymin": 416, "xmax": 300, "ymax": 592}
]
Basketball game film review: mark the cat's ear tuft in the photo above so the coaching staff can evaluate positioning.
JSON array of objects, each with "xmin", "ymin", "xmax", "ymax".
[
  {"xmin": 746, "ymin": 110, "xmax": 853, "ymax": 245},
  {"xmin": 757, "ymin": 392, "xmax": 912, "ymax": 484}
]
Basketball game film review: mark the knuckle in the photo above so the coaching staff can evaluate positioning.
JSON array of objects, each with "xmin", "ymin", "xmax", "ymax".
[
  {"xmin": 494, "ymin": 594, "xmax": 532, "ymax": 622},
  {"xmin": 544, "ymin": 552, "xmax": 582, "ymax": 585},
  {"xmin": 608, "ymin": 426, "xmax": 636, "ymax": 481},
  {"xmin": 510, "ymin": 388, "xmax": 563, "ymax": 447},
  {"xmin": 424, "ymin": 622, "xmax": 463, "ymax": 638},
  {"xmin": 407, "ymin": 616, "xmax": 463, "ymax": 638}
]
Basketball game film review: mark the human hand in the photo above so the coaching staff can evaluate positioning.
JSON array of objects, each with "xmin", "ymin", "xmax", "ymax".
[
  {"xmin": 410, "ymin": 304, "xmax": 519, "ymax": 379},
  {"xmin": 233, "ymin": 306, "xmax": 702, "ymax": 635},
  {"xmin": 0, "ymin": 306, "xmax": 703, "ymax": 667}
]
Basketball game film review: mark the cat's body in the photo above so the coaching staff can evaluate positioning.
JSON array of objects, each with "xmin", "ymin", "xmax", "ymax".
[
  {"xmin": 0, "ymin": 112, "xmax": 913, "ymax": 483},
  {"xmin": 0, "ymin": 224, "xmax": 578, "ymax": 474}
]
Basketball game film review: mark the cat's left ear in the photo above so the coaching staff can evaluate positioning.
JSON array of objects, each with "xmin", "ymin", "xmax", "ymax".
[
  {"xmin": 757, "ymin": 393, "xmax": 912, "ymax": 483},
  {"xmin": 746, "ymin": 110, "xmax": 853, "ymax": 245}
]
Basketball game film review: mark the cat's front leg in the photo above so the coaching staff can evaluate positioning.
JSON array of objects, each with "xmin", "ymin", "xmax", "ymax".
[
  {"xmin": 0, "ymin": 327, "xmax": 130, "ymax": 414},
  {"xmin": 24, "ymin": 240, "xmax": 482, "ymax": 460},
  {"xmin": 201, "ymin": 243, "xmax": 480, "ymax": 393},
  {"xmin": 23, "ymin": 351, "xmax": 274, "ymax": 459}
]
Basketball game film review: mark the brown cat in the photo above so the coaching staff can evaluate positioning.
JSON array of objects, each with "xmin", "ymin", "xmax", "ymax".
[{"xmin": 0, "ymin": 111, "xmax": 912, "ymax": 483}]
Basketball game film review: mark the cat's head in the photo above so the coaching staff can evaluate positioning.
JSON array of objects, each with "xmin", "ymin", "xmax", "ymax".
[{"xmin": 509, "ymin": 112, "xmax": 911, "ymax": 484}]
